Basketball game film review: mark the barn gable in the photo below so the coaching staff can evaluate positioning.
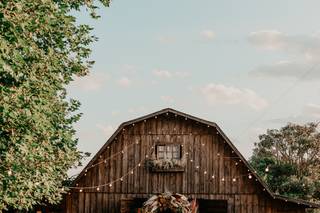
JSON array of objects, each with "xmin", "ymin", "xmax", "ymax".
[{"xmin": 71, "ymin": 108, "xmax": 319, "ymax": 210}]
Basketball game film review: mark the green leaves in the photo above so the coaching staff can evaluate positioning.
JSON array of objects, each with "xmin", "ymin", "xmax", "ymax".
[
  {"xmin": 0, "ymin": 0, "xmax": 109, "ymax": 211},
  {"xmin": 250, "ymin": 123, "xmax": 320, "ymax": 203}
]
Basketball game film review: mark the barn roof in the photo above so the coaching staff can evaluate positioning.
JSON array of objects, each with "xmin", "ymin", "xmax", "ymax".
[{"xmin": 72, "ymin": 108, "xmax": 320, "ymax": 208}]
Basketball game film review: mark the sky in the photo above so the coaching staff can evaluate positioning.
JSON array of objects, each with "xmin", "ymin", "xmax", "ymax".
[{"xmin": 68, "ymin": 0, "xmax": 320, "ymax": 175}]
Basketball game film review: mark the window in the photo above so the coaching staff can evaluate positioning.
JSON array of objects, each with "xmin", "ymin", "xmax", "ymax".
[{"xmin": 156, "ymin": 144, "xmax": 181, "ymax": 160}]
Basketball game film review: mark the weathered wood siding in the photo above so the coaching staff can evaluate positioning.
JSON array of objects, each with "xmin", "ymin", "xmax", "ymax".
[{"xmin": 66, "ymin": 113, "xmax": 307, "ymax": 213}]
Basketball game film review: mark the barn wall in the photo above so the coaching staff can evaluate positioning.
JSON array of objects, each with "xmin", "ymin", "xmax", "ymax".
[{"xmin": 66, "ymin": 113, "xmax": 307, "ymax": 213}]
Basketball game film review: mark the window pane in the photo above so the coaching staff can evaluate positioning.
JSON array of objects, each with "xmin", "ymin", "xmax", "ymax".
[
  {"xmin": 158, "ymin": 151, "xmax": 164, "ymax": 159},
  {"xmin": 172, "ymin": 146, "xmax": 178, "ymax": 152},
  {"xmin": 156, "ymin": 144, "xmax": 182, "ymax": 160},
  {"xmin": 158, "ymin": 146, "xmax": 165, "ymax": 151},
  {"xmin": 166, "ymin": 152, "xmax": 172, "ymax": 159},
  {"xmin": 173, "ymin": 152, "xmax": 180, "ymax": 159}
]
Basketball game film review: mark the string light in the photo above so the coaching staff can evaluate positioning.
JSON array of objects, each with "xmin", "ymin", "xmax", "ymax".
[
  {"xmin": 66, "ymin": 118, "xmax": 266, "ymax": 191},
  {"xmin": 265, "ymin": 167, "xmax": 269, "ymax": 172}
]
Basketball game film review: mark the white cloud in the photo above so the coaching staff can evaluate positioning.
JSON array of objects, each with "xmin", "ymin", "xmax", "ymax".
[
  {"xmin": 96, "ymin": 124, "xmax": 115, "ymax": 138},
  {"xmin": 267, "ymin": 103, "xmax": 320, "ymax": 124},
  {"xmin": 249, "ymin": 30, "xmax": 285, "ymax": 50},
  {"xmin": 200, "ymin": 83, "xmax": 268, "ymax": 110},
  {"xmin": 153, "ymin": 69, "xmax": 190, "ymax": 79},
  {"xmin": 117, "ymin": 77, "xmax": 132, "ymax": 87},
  {"xmin": 153, "ymin": 69, "xmax": 173, "ymax": 78},
  {"xmin": 303, "ymin": 103, "xmax": 320, "ymax": 118},
  {"xmin": 200, "ymin": 30, "xmax": 216, "ymax": 40},
  {"xmin": 71, "ymin": 72, "xmax": 109, "ymax": 91},
  {"xmin": 249, "ymin": 31, "xmax": 320, "ymax": 80},
  {"xmin": 250, "ymin": 60, "xmax": 320, "ymax": 80},
  {"xmin": 161, "ymin": 95, "xmax": 175, "ymax": 103},
  {"xmin": 249, "ymin": 30, "xmax": 320, "ymax": 61}
]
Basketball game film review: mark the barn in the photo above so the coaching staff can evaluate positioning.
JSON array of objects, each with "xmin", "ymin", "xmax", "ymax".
[{"xmin": 62, "ymin": 108, "xmax": 319, "ymax": 212}]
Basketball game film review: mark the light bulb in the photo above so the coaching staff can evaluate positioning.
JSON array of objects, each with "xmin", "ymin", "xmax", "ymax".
[
  {"xmin": 248, "ymin": 174, "xmax": 252, "ymax": 179},
  {"xmin": 211, "ymin": 175, "xmax": 215, "ymax": 179},
  {"xmin": 96, "ymin": 187, "xmax": 100, "ymax": 191}
]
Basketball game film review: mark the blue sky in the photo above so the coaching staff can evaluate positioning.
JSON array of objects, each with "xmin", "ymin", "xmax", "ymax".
[{"xmin": 68, "ymin": 0, "xmax": 320, "ymax": 174}]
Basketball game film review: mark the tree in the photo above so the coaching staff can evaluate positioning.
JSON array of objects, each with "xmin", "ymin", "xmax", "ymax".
[
  {"xmin": 250, "ymin": 123, "xmax": 320, "ymax": 202},
  {"xmin": 0, "ymin": 0, "xmax": 109, "ymax": 211}
]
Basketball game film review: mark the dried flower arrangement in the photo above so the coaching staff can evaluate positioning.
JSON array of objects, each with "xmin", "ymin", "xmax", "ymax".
[
  {"xmin": 146, "ymin": 154, "xmax": 187, "ymax": 171},
  {"xmin": 142, "ymin": 192, "xmax": 192, "ymax": 213}
]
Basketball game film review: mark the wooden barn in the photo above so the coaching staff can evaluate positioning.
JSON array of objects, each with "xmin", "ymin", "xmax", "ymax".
[{"xmin": 62, "ymin": 108, "xmax": 319, "ymax": 213}]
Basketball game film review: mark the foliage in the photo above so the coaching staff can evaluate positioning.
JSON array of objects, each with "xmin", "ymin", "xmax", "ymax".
[
  {"xmin": 250, "ymin": 123, "xmax": 320, "ymax": 203},
  {"xmin": 0, "ymin": 0, "xmax": 109, "ymax": 211},
  {"xmin": 146, "ymin": 156, "xmax": 186, "ymax": 170}
]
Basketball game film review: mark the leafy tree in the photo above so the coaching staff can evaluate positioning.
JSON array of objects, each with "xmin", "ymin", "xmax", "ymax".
[
  {"xmin": 250, "ymin": 123, "xmax": 320, "ymax": 202},
  {"xmin": 0, "ymin": 0, "xmax": 109, "ymax": 211}
]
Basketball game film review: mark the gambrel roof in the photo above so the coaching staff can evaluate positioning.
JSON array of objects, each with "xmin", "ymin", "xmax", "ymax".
[{"xmin": 72, "ymin": 108, "xmax": 320, "ymax": 208}]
